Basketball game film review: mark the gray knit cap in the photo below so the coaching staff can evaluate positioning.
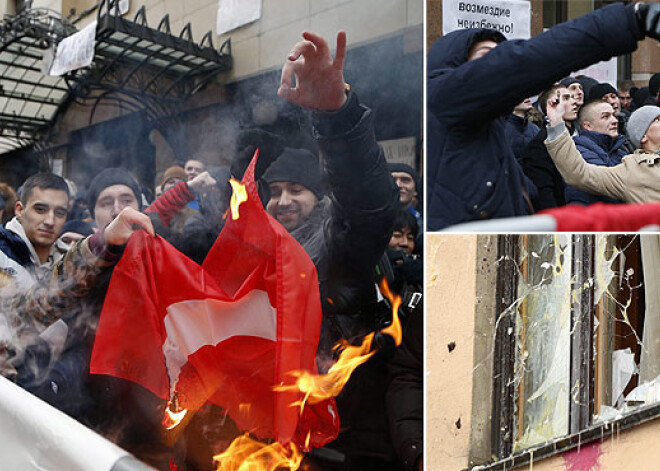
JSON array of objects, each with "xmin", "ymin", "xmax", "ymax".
[{"xmin": 627, "ymin": 106, "xmax": 660, "ymax": 149}]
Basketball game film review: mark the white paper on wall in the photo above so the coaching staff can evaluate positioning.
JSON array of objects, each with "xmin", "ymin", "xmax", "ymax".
[
  {"xmin": 217, "ymin": 0, "xmax": 261, "ymax": 36},
  {"xmin": 379, "ymin": 137, "xmax": 417, "ymax": 167},
  {"xmin": 443, "ymin": 0, "xmax": 531, "ymax": 39},
  {"xmin": 109, "ymin": 0, "xmax": 130, "ymax": 15},
  {"xmin": 48, "ymin": 21, "xmax": 97, "ymax": 77}
]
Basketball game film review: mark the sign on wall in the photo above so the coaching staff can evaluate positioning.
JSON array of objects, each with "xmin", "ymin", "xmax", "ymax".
[
  {"xmin": 110, "ymin": 0, "xmax": 130, "ymax": 15},
  {"xmin": 217, "ymin": 0, "xmax": 261, "ymax": 36},
  {"xmin": 443, "ymin": 0, "xmax": 531, "ymax": 39},
  {"xmin": 572, "ymin": 57, "xmax": 618, "ymax": 89},
  {"xmin": 48, "ymin": 21, "xmax": 97, "ymax": 76},
  {"xmin": 379, "ymin": 137, "xmax": 417, "ymax": 168}
]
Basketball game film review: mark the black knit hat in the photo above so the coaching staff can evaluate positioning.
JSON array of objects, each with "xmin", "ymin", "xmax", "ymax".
[
  {"xmin": 262, "ymin": 148, "xmax": 324, "ymax": 199},
  {"xmin": 576, "ymin": 76, "xmax": 599, "ymax": 99},
  {"xmin": 87, "ymin": 168, "xmax": 142, "ymax": 218},
  {"xmin": 388, "ymin": 163, "xmax": 420, "ymax": 191},
  {"xmin": 650, "ymin": 73, "xmax": 660, "ymax": 98},
  {"xmin": 588, "ymin": 83, "xmax": 618, "ymax": 101},
  {"xmin": 559, "ymin": 77, "xmax": 580, "ymax": 88},
  {"xmin": 60, "ymin": 219, "xmax": 94, "ymax": 237}
]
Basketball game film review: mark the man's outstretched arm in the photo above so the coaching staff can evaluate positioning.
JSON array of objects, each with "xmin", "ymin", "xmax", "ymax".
[{"xmin": 430, "ymin": 2, "xmax": 642, "ymax": 127}]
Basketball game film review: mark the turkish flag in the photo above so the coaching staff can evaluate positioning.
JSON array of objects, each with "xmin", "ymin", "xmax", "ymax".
[{"xmin": 90, "ymin": 152, "xmax": 339, "ymax": 449}]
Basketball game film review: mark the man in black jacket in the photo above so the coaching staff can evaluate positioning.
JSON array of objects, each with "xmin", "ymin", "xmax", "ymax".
[
  {"xmin": 427, "ymin": 1, "xmax": 660, "ymax": 230},
  {"xmin": 276, "ymin": 31, "xmax": 400, "ymax": 471},
  {"xmin": 522, "ymin": 85, "xmax": 579, "ymax": 210}
]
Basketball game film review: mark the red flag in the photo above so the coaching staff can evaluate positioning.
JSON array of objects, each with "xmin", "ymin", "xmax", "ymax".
[
  {"xmin": 90, "ymin": 152, "xmax": 339, "ymax": 448},
  {"xmin": 541, "ymin": 201, "xmax": 660, "ymax": 231}
]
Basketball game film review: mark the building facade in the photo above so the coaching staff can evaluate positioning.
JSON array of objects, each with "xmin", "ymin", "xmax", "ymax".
[{"xmin": 0, "ymin": 0, "xmax": 422, "ymax": 195}]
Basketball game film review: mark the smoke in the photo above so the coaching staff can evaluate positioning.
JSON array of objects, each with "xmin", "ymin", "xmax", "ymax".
[{"xmin": 0, "ymin": 9, "xmax": 422, "ymax": 467}]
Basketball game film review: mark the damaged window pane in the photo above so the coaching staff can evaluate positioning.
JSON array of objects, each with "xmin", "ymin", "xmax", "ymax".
[
  {"xmin": 496, "ymin": 234, "xmax": 659, "ymax": 458},
  {"xmin": 515, "ymin": 235, "xmax": 572, "ymax": 450}
]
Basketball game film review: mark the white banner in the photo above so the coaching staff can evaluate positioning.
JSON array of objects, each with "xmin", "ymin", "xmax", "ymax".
[
  {"xmin": 49, "ymin": 21, "xmax": 97, "ymax": 76},
  {"xmin": 571, "ymin": 57, "xmax": 618, "ymax": 89},
  {"xmin": 443, "ymin": 0, "xmax": 531, "ymax": 39},
  {"xmin": 109, "ymin": 0, "xmax": 130, "ymax": 15},
  {"xmin": 0, "ymin": 376, "xmax": 130, "ymax": 471},
  {"xmin": 379, "ymin": 136, "xmax": 417, "ymax": 168},
  {"xmin": 217, "ymin": 0, "xmax": 261, "ymax": 36}
]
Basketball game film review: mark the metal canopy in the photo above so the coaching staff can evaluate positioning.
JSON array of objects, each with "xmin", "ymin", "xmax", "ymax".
[
  {"xmin": 0, "ymin": 0, "xmax": 233, "ymax": 153},
  {"xmin": 0, "ymin": 8, "xmax": 75, "ymax": 151}
]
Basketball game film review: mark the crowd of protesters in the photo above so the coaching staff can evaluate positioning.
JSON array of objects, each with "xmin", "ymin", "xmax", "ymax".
[
  {"xmin": 427, "ymin": 1, "xmax": 660, "ymax": 231},
  {"xmin": 0, "ymin": 31, "xmax": 422, "ymax": 471}
]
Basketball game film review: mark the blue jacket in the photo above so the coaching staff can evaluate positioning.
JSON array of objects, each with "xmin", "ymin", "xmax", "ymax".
[
  {"xmin": 566, "ymin": 130, "xmax": 627, "ymax": 205},
  {"xmin": 506, "ymin": 114, "xmax": 540, "ymax": 165},
  {"xmin": 0, "ymin": 227, "xmax": 32, "ymax": 268},
  {"xmin": 506, "ymin": 114, "xmax": 540, "ymax": 203},
  {"xmin": 427, "ymin": 2, "xmax": 642, "ymax": 230}
]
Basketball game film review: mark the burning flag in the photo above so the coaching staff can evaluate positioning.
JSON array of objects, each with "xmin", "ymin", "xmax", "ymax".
[{"xmin": 90, "ymin": 151, "xmax": 339, "ymax": 449}]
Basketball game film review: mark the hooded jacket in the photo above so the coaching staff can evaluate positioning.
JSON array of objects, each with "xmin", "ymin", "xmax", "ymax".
[
  {"xmin": 566, "ymin": 130, "xmax": 627, "ymax": 205},
  {"xmin": 0, "ymin": 218, "xmax": 68, "ymax": 291},
  {"xmin": 427, "ymin": 2, "xmax": 642, "ymax": 230}
]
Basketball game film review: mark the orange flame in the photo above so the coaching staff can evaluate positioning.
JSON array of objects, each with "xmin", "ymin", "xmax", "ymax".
[
  {"xmin": 274, "ymin": 278, "xmax": 403, "ymax": 413},
  {"xmin": 229, "ymin": 178, "xmax": 248, "ymax": 220},
  {"xmin": 274, "ymin": 333, "xmax": 375, "ymax": 413},
  {"xmin": 378, "ymin": 278, "xmax": 403, "ymax": 346},
  {"xmin": 162, "ymin": 403, "xmax": 188, "ymax": 430},
  {"xmin": 214, "ymin": 434, "xmax": 304, "ymax": 471}
]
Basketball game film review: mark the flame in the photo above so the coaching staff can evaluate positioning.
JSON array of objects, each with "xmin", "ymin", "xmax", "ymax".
[
  {"xmin": 378, "ymin": 278, "xmax": 403, "ymax": 346},
  {"xmin": 229, "ymin": 178, "xmax": 248, "ymax": 220},
  {"xmin": 274, "ymin": 333, "xmax": 375, "ymax": 412},
  {"xmin": 214, "ymin": 434, "xmax": 304, "ymax": 471},
  {"xmin": 162, "ymin": 403, "xmax": 188, "ymax": 430},
  {"xmin": 274, "ymin": 277, "xmax": 404, "ymax": 412}
]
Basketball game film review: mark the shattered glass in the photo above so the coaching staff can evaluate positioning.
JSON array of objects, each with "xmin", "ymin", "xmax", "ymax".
[
  {"xmin": 514, "ymin": 235, "xmax": 571, "ymax": 450},
  {"xmin": 506, "ymin": 234, "xmax": 659, "ymax": 452}
]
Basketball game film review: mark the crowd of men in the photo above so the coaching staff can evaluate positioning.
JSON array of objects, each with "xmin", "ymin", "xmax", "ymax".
[
  {"xmin": 427, "ymin": 1, "xmax": 660, "ymax": 230},
  {"xmin": 0, "ymin": 32, "xmax": 423, "ymax": 471}
]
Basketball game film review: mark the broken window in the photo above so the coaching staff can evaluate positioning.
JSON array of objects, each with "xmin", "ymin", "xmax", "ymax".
[{"xmin": 491, "ymin": 234, "xmax": 656, "ymax": 459}]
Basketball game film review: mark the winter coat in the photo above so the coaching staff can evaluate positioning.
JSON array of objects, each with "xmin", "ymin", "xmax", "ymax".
[
  {"xmin": 505, "ymin": 114, "xmax": 540, "ymax": 204},
  {"xmin": 0, "ymin": 226, "xmax": 33, "ymax": 290},
  {"xmin": 522, "ymin": 127, "xmax": 567, "ymax": 210},
  {"xmin": 297, "ymin": 91, "xmax": 399, "ymax": 352},
  {"xmin": 566, "ymin": 130, "xmax": 626, "ymax": 205},
  {"xmin": 426, "ymin": 2, "xmax": 642, "ymax": 230},
  {"xmin": 506, "ymin": 113, "xmax": 540, "ymax": 164},
  {"xmin": 545, "ymin": 124, "xmax": 660, "ymax": 203},
  {"xmin": 291, "ymin": 92, "xmax": 399, "ymax": 469},
  {"xmin": 387, "ymin": 302, "xmax": 423, "ymax": 471},
  {"xmin": 0, "ymin": 218, "xmax": 68, "ymax": 291}
]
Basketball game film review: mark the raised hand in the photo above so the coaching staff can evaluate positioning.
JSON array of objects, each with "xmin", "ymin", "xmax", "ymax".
[
  {"xmin": 546, "ymin": 90, "xmax": 568, "ymax": 127},
  {"xmin": 103, "ymin": 207, "xmax": 154, "ymax": 246},
  {"xmin": 277, "ymin": 31, "xmax": 348, "ymax": 111},
  {"xmin": 187, "ymin": 171, "xmax": 217, "ymax": 193}
]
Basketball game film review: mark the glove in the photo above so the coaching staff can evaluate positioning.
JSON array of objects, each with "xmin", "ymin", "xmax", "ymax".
[
  {"xmin": 230, "ymin": 128, "xmax": 286, "ymax": 180},
  {"xmin": 636, "ymin": 2, "xmax": 660, "ymax": 40}
]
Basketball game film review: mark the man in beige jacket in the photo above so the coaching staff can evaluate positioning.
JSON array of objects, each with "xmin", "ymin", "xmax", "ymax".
[{"xmin": 545, "ymin": 99, "xmax": 660, "ymax": 203}]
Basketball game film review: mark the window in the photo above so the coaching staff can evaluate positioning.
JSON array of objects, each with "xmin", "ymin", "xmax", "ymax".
[{"xmin": 491, "ymin": 234, "xmax": 654, "ymax": 460}]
